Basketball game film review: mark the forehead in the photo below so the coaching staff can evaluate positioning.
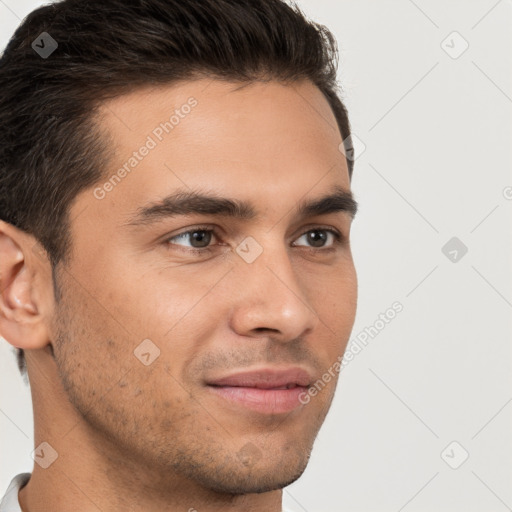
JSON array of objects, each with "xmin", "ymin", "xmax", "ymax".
[{"xmin": 79, "ymin": 79, "xmax": 350, "ymax": 224}]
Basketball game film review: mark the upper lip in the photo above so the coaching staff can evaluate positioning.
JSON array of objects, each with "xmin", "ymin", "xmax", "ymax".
[{"xmin": 206, "ymin": 367, "xmax": 313, "ymax": 389}]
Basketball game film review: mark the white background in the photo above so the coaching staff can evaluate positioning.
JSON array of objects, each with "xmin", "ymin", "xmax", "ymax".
[{"xmin": 1, "ymin": 1, "xmax": 511, "ymax": 511}]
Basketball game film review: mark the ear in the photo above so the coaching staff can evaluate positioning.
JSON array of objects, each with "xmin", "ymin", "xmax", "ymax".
[{"xmin": 0, "ymin": 220, "xmax": 53, "ymax": 351}]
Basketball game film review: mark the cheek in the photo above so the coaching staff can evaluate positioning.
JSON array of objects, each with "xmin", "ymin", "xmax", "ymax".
[
  {"xmin": 313, "ymin": 262, "xmax": 357, "ymax": 321},
  {"xmin": 52, "ymin": 280, "xmax": 193, "ymax": 429},
  {"xmin": 52, "ymin": 266, "xmax": 153, "ymax": 391},
  {"xmin": 309, "ymin": 263, "xmax": 358, "ymax": 360},
  {"xmin": 100, "ymin": 258, "xmax": 231, "ymax": 340}
]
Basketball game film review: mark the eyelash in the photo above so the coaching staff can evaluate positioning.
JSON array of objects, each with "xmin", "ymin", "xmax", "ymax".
[{"xmin": 164, "ymin": 225, "xmax": 346, "ymax": 255}]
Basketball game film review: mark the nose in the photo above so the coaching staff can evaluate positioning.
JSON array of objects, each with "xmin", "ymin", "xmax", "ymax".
[{"xmin": 228, "ymin": 238, "xmax": 320, "ymax": 343}]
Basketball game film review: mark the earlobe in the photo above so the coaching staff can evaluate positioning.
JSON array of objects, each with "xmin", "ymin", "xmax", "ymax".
[{"xmin": 0, "ymin": 221, "xmax": 52, "ymax": 351}]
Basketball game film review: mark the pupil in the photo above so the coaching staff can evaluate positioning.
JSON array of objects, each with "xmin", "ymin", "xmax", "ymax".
[
  {"xmin": 308, "ymin": 230, "xmax": 326, "ymax": 247},
  {"xmin": 191, "ymin": 230, "xmax": 211, "ymax": 248}
]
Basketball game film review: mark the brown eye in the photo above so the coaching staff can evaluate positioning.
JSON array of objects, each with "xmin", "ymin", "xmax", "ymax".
[
  {"xmin": 306, "ymin": 230, "xmax": 328, "ymax": 247},
  {"xmin": 293, "ymin": 228, "xmax": 340, "ymax": 248},
  {"xmin": 188, "ymin": 230, "xmax": 212, "ymax": 248},
  {"xmin": 168, "ymin": 229, "xmax": 215, "ymax": 249}
]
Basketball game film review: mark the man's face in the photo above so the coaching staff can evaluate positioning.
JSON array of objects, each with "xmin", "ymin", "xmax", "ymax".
[{"xmin": 51, "ymin": 79, "xmax": 357, "ymax": 494}]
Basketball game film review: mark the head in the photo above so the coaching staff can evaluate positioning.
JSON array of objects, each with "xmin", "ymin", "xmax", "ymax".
[{"xmin": 0, "ymin": 0, "xmax": 357, "ymax": 498}]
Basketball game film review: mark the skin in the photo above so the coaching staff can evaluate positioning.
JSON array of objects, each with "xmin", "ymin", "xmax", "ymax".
[{"xmin": 0, "ymin": 78, "xmax": 357, "ymax": 512}]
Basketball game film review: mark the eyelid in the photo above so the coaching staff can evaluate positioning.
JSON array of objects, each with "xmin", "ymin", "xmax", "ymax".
[
  {"xmin": 292, "ymin": 225, "xmax": 344, "ymax": 245},
  {"xmin": 165, "ymin": 224, "xmax": 221, "ymax": 253},
  {"xmin": 164, "ymin": 224, "xmax": 346, "ymax": 252}
]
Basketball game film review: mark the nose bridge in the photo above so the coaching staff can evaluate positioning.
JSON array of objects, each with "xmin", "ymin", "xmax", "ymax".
[{"xmin": 229, "ymin": 234, "xmax": 319, "ymax": 338}]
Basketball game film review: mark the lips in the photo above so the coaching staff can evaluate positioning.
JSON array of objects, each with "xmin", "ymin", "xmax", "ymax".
[{"xmin": 206, "ymin": 367, "xmax": 313, "ymax": 414}]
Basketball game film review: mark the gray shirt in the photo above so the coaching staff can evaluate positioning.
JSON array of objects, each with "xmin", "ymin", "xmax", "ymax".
[{"xmin": 0, "ymin": 473, "xmax": 30, "ymax": 512}]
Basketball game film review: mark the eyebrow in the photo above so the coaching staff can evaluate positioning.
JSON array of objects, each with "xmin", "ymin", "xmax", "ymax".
[{"xmin": 125, "ymin": 185, "xmax": 358, "ymax": 227}]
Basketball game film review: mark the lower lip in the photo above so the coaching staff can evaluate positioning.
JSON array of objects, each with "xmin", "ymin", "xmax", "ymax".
[{"xmin": 208, "ymin": 385, "xmax": 308, "ymax": 415}]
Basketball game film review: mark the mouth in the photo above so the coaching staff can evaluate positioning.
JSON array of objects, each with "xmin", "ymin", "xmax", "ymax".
[{"xmin": 205, "ymin": 367, "xmax": 313, "ymax": 415}]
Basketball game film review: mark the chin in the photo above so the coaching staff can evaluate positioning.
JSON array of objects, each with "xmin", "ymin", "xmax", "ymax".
[
  {"xmin": 189, "ymin": 443, "xmax": 313, "ymax": 496},
  {"xmin": 205, "ymin": 464, "xmax": 309, "ymax": 496}
]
